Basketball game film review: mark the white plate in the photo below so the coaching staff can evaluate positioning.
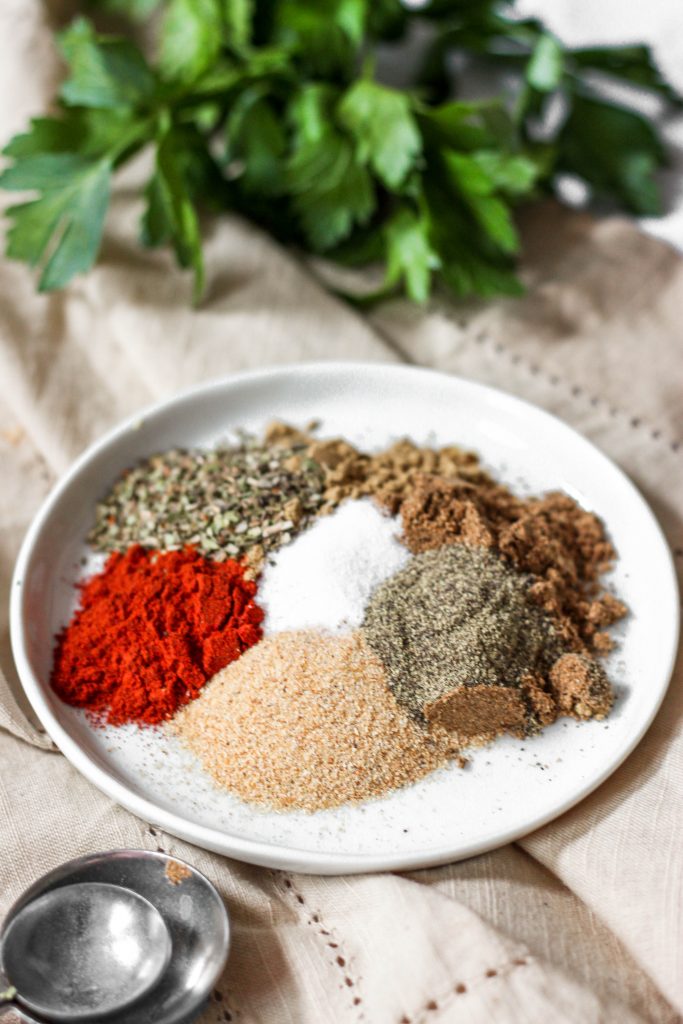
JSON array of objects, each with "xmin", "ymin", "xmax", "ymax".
[{"xmin": 10, "ymin": 363, "xmax": 679, "ymax": 874}]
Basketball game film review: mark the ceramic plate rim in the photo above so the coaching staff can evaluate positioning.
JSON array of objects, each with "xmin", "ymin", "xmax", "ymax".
[{"xmin": 10, "ymin": 362, "xmax": 680, "ymax": 874}]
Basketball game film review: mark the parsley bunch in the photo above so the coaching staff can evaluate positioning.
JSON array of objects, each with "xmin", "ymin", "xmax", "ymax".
[{"xmin": 1, "ymin": 0, "xmax": 679, "ymax": 303}]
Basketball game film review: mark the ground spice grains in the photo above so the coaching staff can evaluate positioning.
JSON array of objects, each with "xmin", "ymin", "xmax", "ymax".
[
  {"xmin": 172, "ymin": 631, "xmax": 454, "ymax": 811},
  {"xmin": 265, "ymin": 421, "xmax": 491, "ymax": 516}
]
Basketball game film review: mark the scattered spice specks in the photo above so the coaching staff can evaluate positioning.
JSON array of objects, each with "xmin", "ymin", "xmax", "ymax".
[{"xmin": 165, "ymin": 859, "xmax": 192, "ymax": 885}]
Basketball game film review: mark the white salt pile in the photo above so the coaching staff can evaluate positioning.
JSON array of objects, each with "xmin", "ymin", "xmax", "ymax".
[{"xmin": 259, "ymin": 498, "xmax": 410, "ymax": 635}]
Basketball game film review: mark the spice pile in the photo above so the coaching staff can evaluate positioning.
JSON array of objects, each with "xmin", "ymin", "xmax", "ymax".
[
  {"xmin": 363, "ymin": 545, "xmax": 564, "ymax": 743},
  {"xmin": 52, "ymin": 546, "xmax": 263, "ymax": 725},
  {"xmin": 89, "ymin": 433, "xmax": 326, "ymax": 577},
  {"xmin": 173, "ymin": 631, "xmax": 454, "ymax": 812},
  {"xmin": 258, "ymin": 499, "xmax": 409, "ymax": 634},
  {"xmin": 52, "ymin": 421, "xmax": 627, "ymax": 811}
]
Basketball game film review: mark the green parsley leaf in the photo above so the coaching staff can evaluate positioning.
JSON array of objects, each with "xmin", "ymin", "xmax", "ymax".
[
  {"xmin": 142, "ymin": 128, "xmax": 205, "ymax": 300},
  {"xmin": 526, "ymin": 32, "xmax": 564, "ymax": 92},
  {"xmin": 466, "ymin": 193, "xmax": 519, "ymax": 253},
  {"xmin": 420, "ymin": 101, "xmax": 497, "ymax": 153},
  {"xmin": 367, "ymin": 0, "xmax": 406, "ymax": 41},
  {"xmin": 285, "ymin": 83, "xmax": 375, "ymax": 249},
  {"xmin": 87, "ymin": 0, "xmax": 161, "ymax": 17},
  {"xmin": 222, "ymin": 0, "xmax": 254, "ymax": 49},
  {"xmin": 59, "ymin": 18, "xmax": 156, "ymax": 109},
  {"xmin": 423, "ymin": 164, "xmax": 523, "ymax": 298},
  {"xmin": 442, "ymin": 151, "xmax": 495, "ymax": 196},
  {"xmin": 289, "ymin": 84, "xmax": 337, "ymax": 146},
  {"xmin": 558, "ymin": 92, "xmax": 665, "ymax": 215},
  {"xmin": 2, "ymin": 106, "xmax": 150, "ymax": 166},
  {"xmin": 421, "ymin": 99, "xmax": 521, "ymax": 159},
  {"xmin": 327, "ymin": 225, "xmax": 385, "ymax": 266},
  {"xmin": 443, "ymin": 152, "xmax": 519, "ymax": 253},
  {"xmin": 140, "ymin": 174, "xmax": 169, "ymax": 249},
  {"xmin": 227, "ymin": 88, "xmax": 287, "ymax": 195},
  {"xmin": 159, "ymin": 0, "xmax": 224, "ymax": 83},
  {"xmin": 384, "ymin": 206, "xmax": 440, "ymax": 303},
  {"xmin": 3, "ymin": 117, "xmax": 84, "ymax": 158},
  {"xmin": 273, "ymin": 0, "xmax": 366, "ymax": 76},
  {"xmin": 0, "ymin": 154, "xmax": 111, "ymax": 291},
  {"xmin": 469, "ymin": 150, "xmax": 539, "ymax": 195},
  {"xmin": 338, "ymin": 80, "xmax": 422, "ymax": 189},
  {"xmin": 295, "ymin": 0, "xmax": 367, "ymax": 47},
  {"xmin": 442, "ymin": 253, "xmax": 524, "ymax": 298},
  {"xmin": 287, "ymin": 132, "xmax": 375, "ymax": 250}
]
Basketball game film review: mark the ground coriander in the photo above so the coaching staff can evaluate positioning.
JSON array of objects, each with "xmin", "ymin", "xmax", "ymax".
[{"xmin": 265, "ymin": 422, "xmax": 490, "ymax": 514}]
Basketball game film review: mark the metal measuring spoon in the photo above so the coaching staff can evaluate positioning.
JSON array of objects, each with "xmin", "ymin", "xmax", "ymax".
[{"xmin": 0, "ymin": 882, "xmax": 171, "ymax": 1021}]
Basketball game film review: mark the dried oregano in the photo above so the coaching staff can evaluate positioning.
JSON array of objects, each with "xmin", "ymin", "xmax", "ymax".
[{"xmin": 89, "ymin": 435, "xmax": 326, "ymax": 569}]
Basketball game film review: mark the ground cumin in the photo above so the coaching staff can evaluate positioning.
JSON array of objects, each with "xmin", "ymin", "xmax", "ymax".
[
  {"xmin": 549, "ymin": 653, "xmax": 613, "ymax": 719},
  {"xmin": 424, "ymin": 685, "xmax": 529, "ymax": 745}
]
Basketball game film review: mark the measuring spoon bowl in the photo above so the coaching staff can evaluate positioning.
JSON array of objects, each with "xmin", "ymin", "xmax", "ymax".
[{"xmin": 1, "ymin": 882, "xmax": 171, "ymax": 1021}]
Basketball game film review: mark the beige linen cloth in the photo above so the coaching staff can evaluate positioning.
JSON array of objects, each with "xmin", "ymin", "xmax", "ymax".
[{"xmin": 1, "ymin": 4, "xmax": 682, "ymax": 1022}]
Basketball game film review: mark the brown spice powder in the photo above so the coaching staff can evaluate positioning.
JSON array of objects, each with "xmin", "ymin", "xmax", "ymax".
[
  {"xmin": 265, "ymin": 422, "xmax": 489, "ymax": 516},
  {"xmin": 548, "ymin": 653, "xmax": 613, "ymax": 719},
  {"xmin": 421, "ymin": 674, "xmax": 560, "ymax": 745},
  {"xmin": 172, "ymin": 630, "xmax": 456, "ymax": 811},
  {"xmin": 424, "ymin": 685, "xmax": 528, "ymax": 745},
  {"xmin": 164, "ymin": 859, "xmax": 192, "ymax": 886}
]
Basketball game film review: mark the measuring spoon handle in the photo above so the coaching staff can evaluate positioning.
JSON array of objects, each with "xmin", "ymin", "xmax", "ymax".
[
  {"xmin": 0, "ymin": 983, "xmax": 17, "ymax": 1013},
  {"xmin": 0, "ymin": 978, "xmax": 16, "ymax": 1003}
]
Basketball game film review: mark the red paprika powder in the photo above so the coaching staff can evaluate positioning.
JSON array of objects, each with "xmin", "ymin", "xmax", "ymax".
[{"xmin": 51, "ymin": 545, "xmax": 264, "ymax": 726}]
